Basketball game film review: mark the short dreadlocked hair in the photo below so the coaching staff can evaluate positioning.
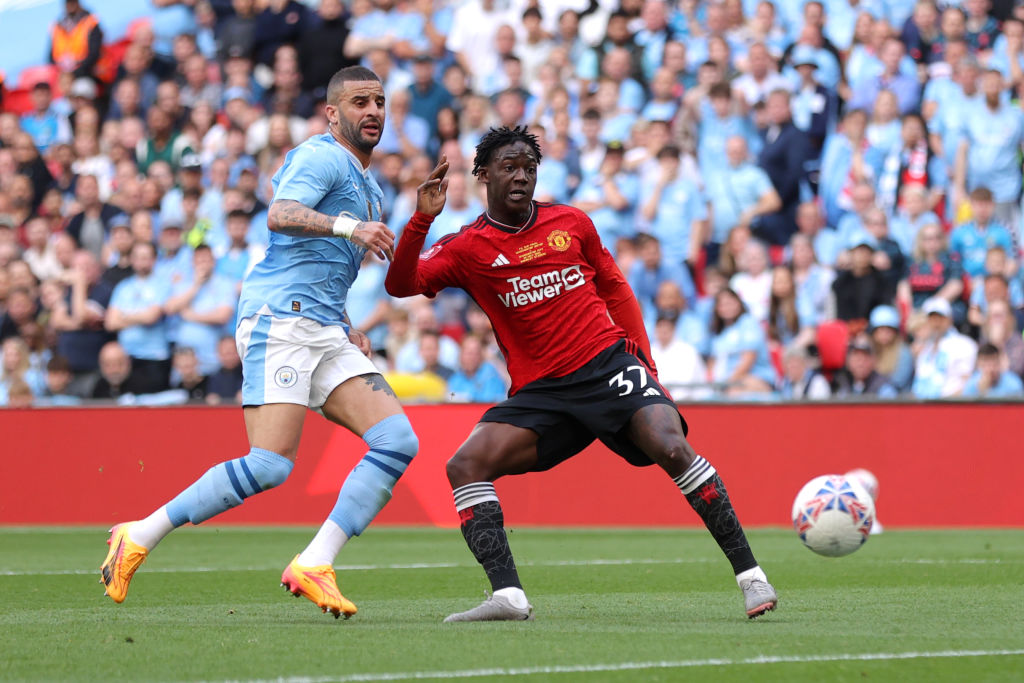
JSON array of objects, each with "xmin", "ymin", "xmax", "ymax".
[{"xmin": 471, "ymin": 126, "xmax": 543, "ymax": 177}]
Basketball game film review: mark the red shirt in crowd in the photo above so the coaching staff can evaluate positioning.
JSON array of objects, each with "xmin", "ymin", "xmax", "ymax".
[{"xmin": 385, "ymin": 202, "xmax": 651, "ymax": 395}]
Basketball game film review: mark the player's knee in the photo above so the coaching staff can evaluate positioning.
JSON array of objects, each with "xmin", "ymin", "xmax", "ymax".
[
  {"xmin": 648, "ymin": 441, "xmax": 694, "ymax": 473},
  {"xmin": 245, "ymin": 448, "xmax": 294, "ymax": 490},
  {"xmin": 364, "ymin": 414, "xmax": 419, "ymax": 480}
]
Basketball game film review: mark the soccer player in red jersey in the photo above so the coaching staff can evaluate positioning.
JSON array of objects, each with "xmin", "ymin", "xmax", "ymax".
[{"xmin": 386, "ymin": 127, "xmax": 777, "ymax": 621}]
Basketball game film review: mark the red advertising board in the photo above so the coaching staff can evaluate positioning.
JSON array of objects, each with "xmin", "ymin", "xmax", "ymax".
[{"xmin": 1, "ymin": 403, "xmax": 1021, "ymax": 527}]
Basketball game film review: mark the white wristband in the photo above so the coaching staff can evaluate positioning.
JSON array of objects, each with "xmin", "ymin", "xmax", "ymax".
[{"xmin": 332, "ymin": 213, "xmax": 359, "ymax": 239}]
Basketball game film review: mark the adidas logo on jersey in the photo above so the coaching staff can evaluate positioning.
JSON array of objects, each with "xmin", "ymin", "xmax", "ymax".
[
  {"xmin": 491, "ymin": 254, "xmax": 511, "ymax": 267},
  {"xmin": 498, "ymin": 265, "xmax": 585, "ymax": 308}
]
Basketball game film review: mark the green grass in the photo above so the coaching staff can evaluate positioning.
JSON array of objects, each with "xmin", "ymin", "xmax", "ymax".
[{"xmin": 1, "ymin": 527, "xmax": 1023, "ymax": 682}]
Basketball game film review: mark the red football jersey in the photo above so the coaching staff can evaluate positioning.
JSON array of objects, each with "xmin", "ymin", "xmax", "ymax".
[{"xmin": 389, "ymin": 203, "xmax": 647, "ymax": 394}]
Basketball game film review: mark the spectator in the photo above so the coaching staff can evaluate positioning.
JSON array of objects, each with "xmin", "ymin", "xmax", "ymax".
[
  {"xmin": 102, "ymin": 216, "xmax": 136, "ymax": 287},
  {"xmin": 298, "ymin": 0, "xmax": 356, "ymax": 98},
  {"xmin": 868, "ymin": 304, "xmax": 915, "ymax": 394},
  {"xmin": 966, "ymin": 246, "xmax": 1023, "ymax": 322},
  {"xmin": 252, "ymin": 0, "xmax": 308, "ymax": 68},
  {"xmin": 217, "ymin": 0, "xmax": 258, "ymax": 64},
  {"xmin": 709, "ymin": 288, "xmax": 777, "ymax": 396},
  {"xmin": 49, "ymin": 0, "xmax": 104, "ymax": 82},
  {"xmin": 899, "ymin": 221, "xmax": 964, "ymax": 324},
  {"xmin": 571, "ymin": 141, "xmax": 639, "ymax": 249},
  {"xmin": 206, "ymin": 335, "xmax": 243, "ymax": 405},
  {"xmin": 832, "ymin": 334, "xmax": 899, "ymax": 398},
  {"xmin": 424, "ymin": 171, "xmax": 482, "ymax": 247},
  {"xmin": 22, "ymin": 218, "xmax": 62, "ymax": 283},
  {"xmin": 417, "ymin": 330, "xmax": 456, "ymax": 381},
  {"xmin": 889, "ymin": 183, "xmax": 942, "ymax": 256},
  {"xmin": 20, "ymin": 83, "xmax": 72, "ymax": 155},
  {"xmin": 911, "ymin": 297, "xmax": 978, "ymax": 398},
  {"xmin": 0, "ymin": 287, "xmax": 40, "ymax": 343},
  {"xmin": 862, "ymin": 208, "xmax": 906, "ymax": 292},
  {"xmin": 819, "ymin": 108, "xmax": 880, "ymax": 229},
  {"xmin": 732, "ymin": 42, "xmax": 790, "ymax": 108},
  {"xmin": 395, "ymin": 304, "xmax": 459, "ymax": 374},
  {"xmin": 792, "ymin": 226, "xmax": 836, "ymax": 315},
  {"xmin": 50, "ymin": 248, "xmax": 112, "ymax": 396},
  {"xmin": 105, "ymin": 241, "xmax": 171, "ymax": 394},
  {"xmin": 446, "ymin": 333, "xmax": 508, "ymax": 403},
  {"xmin": 650, "ymin": 315, "xmax": 709, "ymax": 401},
  {"xmin": 962, "ymin": 342, "xmax": 1024, "ymax": 398},
  {"xmin": 407, "ymin": 56, "xmax": 454, "ymax": 142},
  {"xmin": 638, "ymin": 144, "xmax": 707, "ymax": 267},
  {"xmin": 0, "ymin": 336, "xmax": 46, "ymax": 403},
  {"xmin": 768, "ymin": 263, "xmax": 815, "ymax": 348},
  {"xmin": 376, "ymin": 88, "xmax": 429, "ymax": 157},
  {"xmin": 38, "ymin": 354, "xmax": 81, "ymax": 406},
  {"xmin": 955, "ymin": 70, "xmax": 1024, "ymax": 232},
  {"xmin": 164, "ymin": 245, "xmax": 235, "ymax": 376},
  {"xmin": 778, "ymin": 343, "xmax": 831, "ymax": 399},
  {"xmin": 865, "ymin": 90, "xmax": 903, "ymax": 154},
  {"xmin": 170, "ymin": 346, "xmax": 208, "ymax": 402},
  {"xmin": 90, "ymin": 340, "xmax": 147, "ymax": 399},
  {"xmin": 704, "ymin": 135, "xmax": 781, "ymax": 264},
  {"xmin": 730, "ymin": 239, "xmax": 773, "ymax": 323},
  {"xmin": 629, "ymin": 233, "xmax": 697, "ymax": 313},
  {"xmin": 787, "ymin": 44, "xmax": 840, "ymax": 160},
  {"xmin": 949, "ymin": 187, "xmax": 1015, "ymax": 278},
  {"xmin": 849, "ymin": 37, "xmax": 921, "ymax": 115},
  {"xmin": 755, "ymin": 89, "xmax": 809, "ymax": 245},
  {"xmin": 832, "ymin": 230, "xmax": 895, "ymax": 323},
  {"xmin": 978, "ymin": 298, "xmax": 1024, "ymax": 378},
  {"xmin": 179, "ymin": 54, "xmax": 222, "ymax": 112}
]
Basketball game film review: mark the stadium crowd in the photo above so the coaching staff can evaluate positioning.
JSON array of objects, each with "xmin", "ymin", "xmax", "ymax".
[{"xmin": 2, "ymin": 0, "xmax": 1024, "ymax": 406}]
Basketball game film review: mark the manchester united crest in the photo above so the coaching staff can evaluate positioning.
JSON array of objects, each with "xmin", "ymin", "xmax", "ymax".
[{"xmin": 547, "ymin": 230, "xmax": 571, "ymax": 251}]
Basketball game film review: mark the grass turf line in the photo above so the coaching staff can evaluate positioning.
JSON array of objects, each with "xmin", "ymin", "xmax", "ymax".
[{"xmin": 0, "ymin": 527, "xmax": 1022, "ymax": 682}]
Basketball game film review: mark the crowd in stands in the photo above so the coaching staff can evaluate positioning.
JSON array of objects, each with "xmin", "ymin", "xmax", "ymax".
[{"xmin": 3, "ymin": 0, "xmax": 1024, "ymax": 406}]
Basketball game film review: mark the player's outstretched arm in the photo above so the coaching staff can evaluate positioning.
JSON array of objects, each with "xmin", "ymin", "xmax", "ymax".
[
  {"xmin": 268, "ymin": 199, "xmax": 395, "ymax": 261},
  {"xmin": 385, "ymin": 158, "xmax": 450, "ymax": 298}
]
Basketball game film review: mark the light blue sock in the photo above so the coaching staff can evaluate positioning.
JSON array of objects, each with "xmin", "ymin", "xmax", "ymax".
[
  {"xmin": 328, "ymin": 414, "xmax": 418, "ymax": 537},
  {"xmin": 165, "ymin": 448, "xmax": 293, "ymax": 527}
]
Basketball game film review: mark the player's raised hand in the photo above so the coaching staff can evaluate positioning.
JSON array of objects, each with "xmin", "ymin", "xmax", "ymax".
[
  {"xmin": 416, "ymin": 156, "xmax": 450, "ymax": 217},
  {"xmin": 351, "ymin": 221, "xmax": 395, "ymax": 261}
]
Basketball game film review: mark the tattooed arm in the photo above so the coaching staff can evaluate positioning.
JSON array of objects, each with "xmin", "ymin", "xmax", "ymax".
[{"xmin": 268, "ymin": 199, "xmax": 396, "ymax": 260}]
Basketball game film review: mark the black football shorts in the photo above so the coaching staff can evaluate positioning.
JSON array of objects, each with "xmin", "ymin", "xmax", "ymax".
[{"xmin": 480, "ymin": 340, "xmax": 688, "ymax": 471}]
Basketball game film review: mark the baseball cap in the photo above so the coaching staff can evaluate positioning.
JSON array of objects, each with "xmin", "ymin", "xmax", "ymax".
[
  {"xmin": 604, "ymin": 140, "xmax": 625, "ymax": 154},
  {"xmin": 223, "ymin": 86, "xmax": 251, "ymax": 105},
  {"xmin": 869, "ymin": 305, "xmax": 900, "ymax": 330},
  {"xmin": 180, "ymin": 153, "xmax": 203, "ymax": 171},
  {"xmin": 846, "ymin": 229, "xmax": 878, "ymax": 251},
  {"xmin": 0, "ymin": 214, "xmax": 15, "ymax": 229},
  {"xmin": 791, "ymin": 45, "xmax": 818, "ymax": 68},
  {"xmin": 923, "ymin": 297, "xmax": 953, "ymax": 318},
  {"xmin": 848, "ymin": 336, "xmax": 874, "ymax": 353},
  {"xmin": 110, "ymin": 213, "xmax": 131, "ymax": 229},
  {"xmin": 69, "ymin": 77, "xmax": 97, "ymax": 99}
]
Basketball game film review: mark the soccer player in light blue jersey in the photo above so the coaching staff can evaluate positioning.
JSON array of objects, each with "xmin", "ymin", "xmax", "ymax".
[{"xmin": 101, "ymin": 67, "xmax": 420, "ymax": 620}]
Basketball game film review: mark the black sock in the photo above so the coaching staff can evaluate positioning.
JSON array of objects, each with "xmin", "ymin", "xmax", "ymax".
[
  {"xmin": 681, "ymin": 472, "xmax": 758, "ymax": 575},
  {"xmin": 459, "ymin": 500, "xmax": 522, "ymax": 591}
]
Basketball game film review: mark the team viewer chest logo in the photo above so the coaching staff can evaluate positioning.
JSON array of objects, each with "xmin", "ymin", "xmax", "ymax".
[{"xmin": 498, "ymin": 266, "xmax": 585, "ymax": 308}]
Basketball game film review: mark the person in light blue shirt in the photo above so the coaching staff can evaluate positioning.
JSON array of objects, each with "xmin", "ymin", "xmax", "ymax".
[
  {"xmin": 105, "ymin": 241, "xmax": 172, "ymax": 393},
  {"xmin": 571, "ymin": 142, "xmax": 640, "ymax": 248},
  {"xmin": 446, "ymin": 334, "xmax": 509, "ymax": 403},
  {"xmin": 20, "ymin": 83, "xmax": 71, "ymax": 154},
  {"xmin": 165, "ymin": 246, "xmax": 237, "ymax": 376},
  {"xmin": 956, "ymin": 70, "xmax": 1024, "ymax": 217},
  {"xmin": 101, "ymin": 68, "xmax": 421, "ymax": 617},
  {"xmin": 709, "ymin": 288, "xmax": 778, "ymax": 397},
  {"xmin": 630, "ymin": 234, "xmax": 698, "ymax": 311},
  {"xmin": 962, "ymin": 343, "xmax": 1024, "ymax": 398},
  {"xmin": 639, "ymin": 145, "xmax": 708, "ymax": 267},
  {"xmin": 949, "ymin": 187, "xmax": 1015, "ymax": 278},
  {"xmin": 704, "ymin": 137, "xmax": 781, "ymax": 252},
  {"xmin": 697, "ymin": 82, "xmax": 760, "ymax": 173}
]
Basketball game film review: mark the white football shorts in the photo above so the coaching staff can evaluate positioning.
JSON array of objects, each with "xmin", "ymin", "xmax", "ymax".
[{"xmin": 236, "ymin": 311, "xmax": 378, "ymax": 409}]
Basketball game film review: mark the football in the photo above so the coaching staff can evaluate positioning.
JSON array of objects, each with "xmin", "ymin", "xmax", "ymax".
[{"xmin": 792, "ymin": 474, "xmax": 875, "ymax": 557}]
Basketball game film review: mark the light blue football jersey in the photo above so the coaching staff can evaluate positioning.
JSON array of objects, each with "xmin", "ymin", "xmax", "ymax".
[{"xmin": 237, "ymin": 134, "xmax": 385, "ymax": 328}]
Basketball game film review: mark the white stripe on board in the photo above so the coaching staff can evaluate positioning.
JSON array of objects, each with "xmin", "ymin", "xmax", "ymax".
[
  {"xmin": 202, "ymin": 649, "xmax": 1024, "ymax": 683},
  {"xmin": 0, "ymin": 556, "xmax": 1008, "ymax": 577}
]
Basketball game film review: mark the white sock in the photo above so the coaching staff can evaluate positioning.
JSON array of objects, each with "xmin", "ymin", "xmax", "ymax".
[
  {"xmin": 494, "ymin": 586, "xmax": 529, "ymax": 608},
  {"xmin": 297, "ymin": 519, "xmax": 349, "ymax": 567},
  {"xmin": 128, "ymin": 506, "xmax": 175, "ymax": 550},
  {"xmin": 735, "ymin": 565, "xmax": 768, "ymax": 587}
]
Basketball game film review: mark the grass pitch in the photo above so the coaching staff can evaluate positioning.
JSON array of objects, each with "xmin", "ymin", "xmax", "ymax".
[{"xmin": 1, "ymin": 526, "xmax": 1022, "ymax": 682}]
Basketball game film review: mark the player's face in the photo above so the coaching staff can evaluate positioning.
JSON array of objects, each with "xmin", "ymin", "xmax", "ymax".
[
  {"xmin": 481, "ymin": 141, "xmax": 538, "ymax": 214},
  {"xmin": 329, "ymin": 80, "xmax": 386, "ymax": 155}
]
